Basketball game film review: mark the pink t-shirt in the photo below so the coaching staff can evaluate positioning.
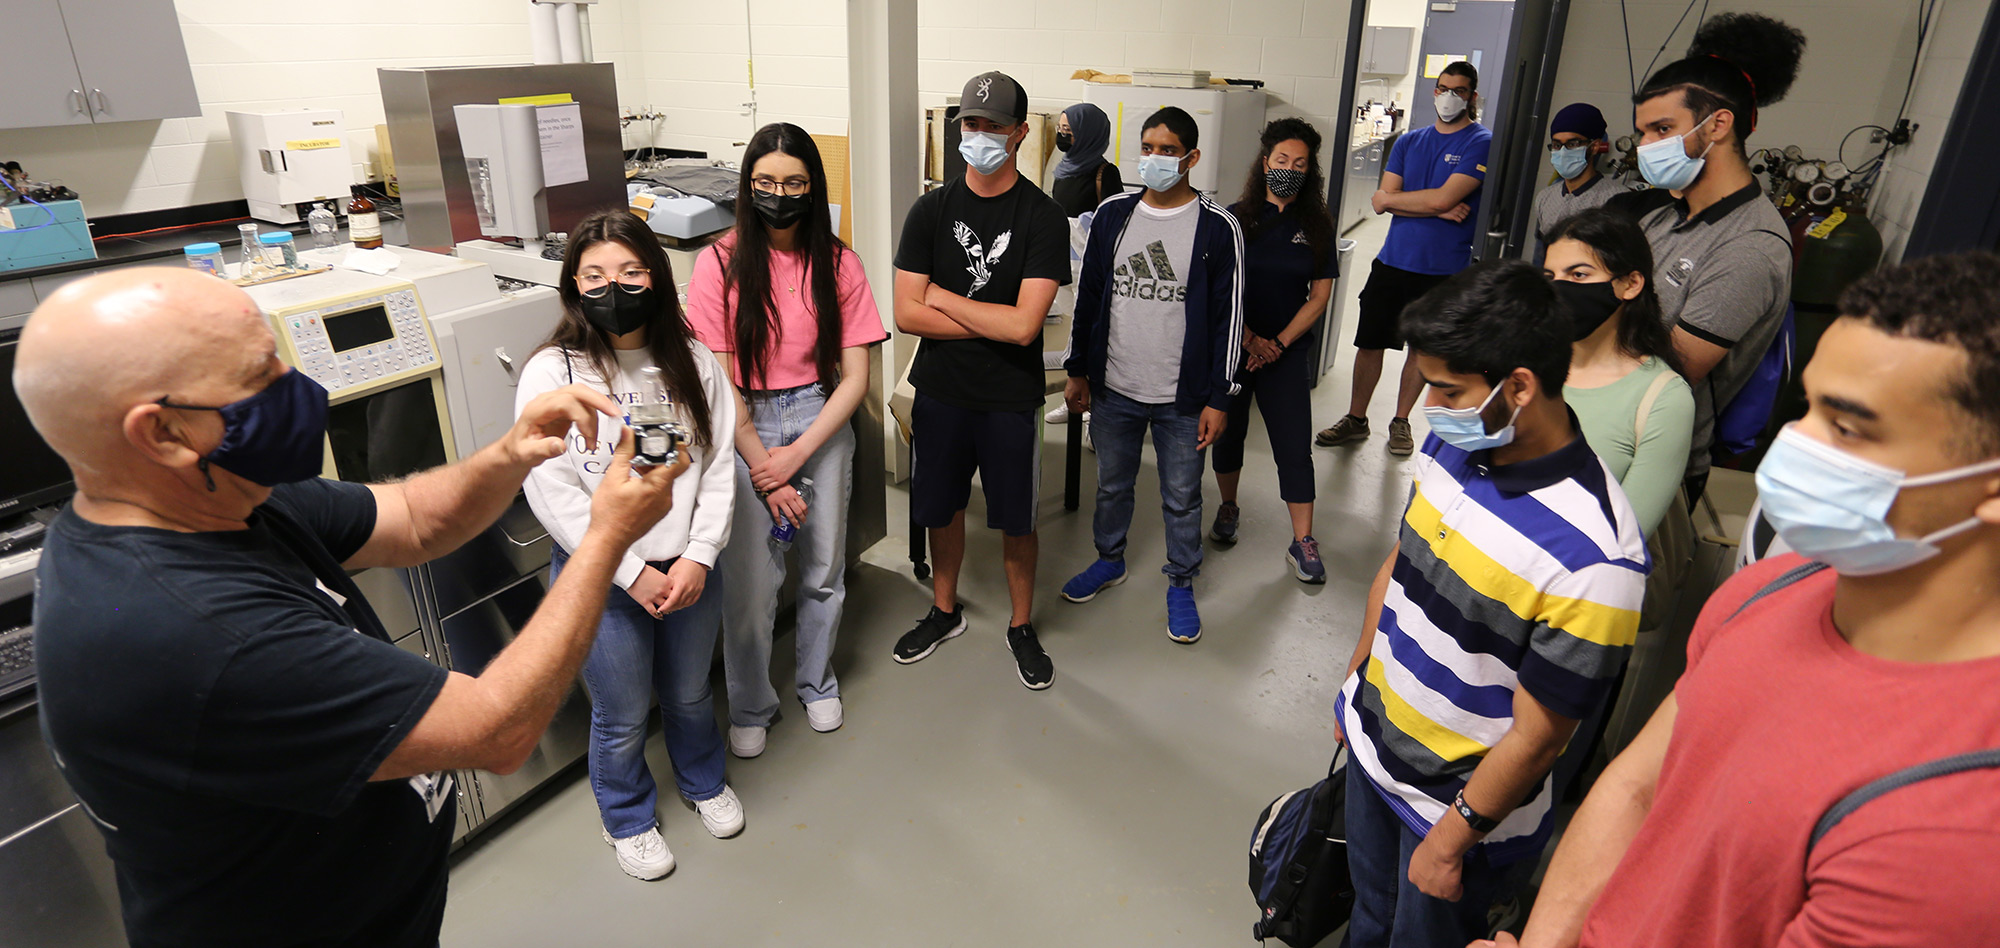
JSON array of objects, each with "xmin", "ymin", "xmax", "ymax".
[{"xmin": 684, "ymin": 234, "xmax": 888, "ymax": 391}]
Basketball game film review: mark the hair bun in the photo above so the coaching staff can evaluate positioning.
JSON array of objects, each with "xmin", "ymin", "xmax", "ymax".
[{"xmin": 1687, "ymin": 13, "xmax": 1806, "ymax": 107}]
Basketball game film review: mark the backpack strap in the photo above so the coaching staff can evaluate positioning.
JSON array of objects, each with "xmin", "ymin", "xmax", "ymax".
[
  {"xmin": 1631, "ymin": 368, "xmax": 1674, "ymax": 447},
  {"xmin": 1258, "ymin": 769, "xmax": 1343, "ymax": 940},
  {"xmin": 1809, "ymin": 748, "xmax": 2000, "ymax": 853},
  {"xmin": 1725, "ymin": 561, "xmax": 1829, "ymax": 623}
]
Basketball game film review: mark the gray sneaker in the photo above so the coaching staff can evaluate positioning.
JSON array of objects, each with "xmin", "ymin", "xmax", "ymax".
[
  {"xmin": 1387, "ymin": 417, "xmax": 1415, "ymax": 456},
  {"xmin": 1315, "ymin": 414, "xmax": 1370, "ymax": 447}
]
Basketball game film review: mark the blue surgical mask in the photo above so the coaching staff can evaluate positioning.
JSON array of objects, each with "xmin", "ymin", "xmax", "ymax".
[
  {"xmin": 959, "ymin": 130, "xmax": 1011, "ymax": 175},
  {"xmin": 159, "ymin": 368, "xmax": 330, "ymax": 489},
  {"xmin": 1423, "ymin": 380, "xmax": 1520, "ymax": 452},
  {"xmin": 1637, "ymin": 113, "xmax": 1716, "ymax": 191},
  {"xmin": 1755, "ymin": 425, "xmax": 2000, "ymax": 576},
  {"xmin": 1137, "ymin": 153, "xmax": 1187, "ymax": 192},
  {"xmin": 1551, "ymin": 145, "xmax": 1591, "ymax": 180}
]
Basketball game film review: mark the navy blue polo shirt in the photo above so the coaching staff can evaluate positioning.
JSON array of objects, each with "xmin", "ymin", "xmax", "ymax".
[{"xmin": 1238, "ymin": 201, "xmax": 1338, "ymax": 338}]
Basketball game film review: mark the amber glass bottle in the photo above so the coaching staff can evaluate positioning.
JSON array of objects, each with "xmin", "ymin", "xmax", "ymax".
[{"xmin": 348, "ymin": 194, "xmax": 383, "ymax": 250}]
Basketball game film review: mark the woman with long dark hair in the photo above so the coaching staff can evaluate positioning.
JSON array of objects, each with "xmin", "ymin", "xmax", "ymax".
[
  {"xmin": 1543, "ymin": 207, "xmax": 1693, "ymax": 537},
  {"xmin": 1208, "ymin": 117, "xmax": 1337, "ymax": 584},
  {"xmin": 685, "ymin": 123, "xmax": 886, "ymax": 759},
  {"xmin": 516, "ymin": 207, "xmax": 741, "ymax": 881}
]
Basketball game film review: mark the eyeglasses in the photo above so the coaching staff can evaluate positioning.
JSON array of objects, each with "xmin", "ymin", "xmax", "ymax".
[
  {"xmin": 1547, "ymin": 140, "xmax": 1592, "ymax": 152},
  {"xmin": 1435, "ymin": 85, "xmax": 1474, "ymax": 100},
  {"xmin": 576, "ymin": 268, "xmax": 651, "ymax": 296},
  {"xmin": 750, "ymin": 177, "xmax": 811, "ymax": 197}
]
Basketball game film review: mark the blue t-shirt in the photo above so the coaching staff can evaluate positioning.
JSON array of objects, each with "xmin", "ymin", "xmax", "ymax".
[
  {"xmin": 1378, "ymin": 122, "xmax": 1492, "ymax": 275},
  {"xmin": 1236, "ymin": 200, "xmax": 1338, "ymax": 338}
]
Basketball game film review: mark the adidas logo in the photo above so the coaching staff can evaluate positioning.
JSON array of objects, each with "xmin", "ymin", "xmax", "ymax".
[{"xmin": 1111, "ymin": 239, "xmax": 1188, "ymax": 302}]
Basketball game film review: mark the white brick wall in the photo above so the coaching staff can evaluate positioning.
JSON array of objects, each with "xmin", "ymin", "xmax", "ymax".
[
  {"xmin": 10, "ymin": 0, "xmax": 1980, "ymax": 235},
  {"xmin": 4, "ymin": 0, "xmax": 646, "ymax": 218},
  {"xmin": 1866, "ymin": 0, "xmax": 1990, "ymax": 263}
]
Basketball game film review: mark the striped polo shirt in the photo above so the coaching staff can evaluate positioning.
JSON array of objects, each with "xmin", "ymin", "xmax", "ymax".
[{"xmin": 1337, "ymin": 428, "xmax": 1648, "ymax": 863}]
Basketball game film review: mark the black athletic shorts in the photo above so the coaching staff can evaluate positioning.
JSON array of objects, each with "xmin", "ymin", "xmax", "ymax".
[
  {"xmin": 1354, "ymin": 259, "xmax": 1453, "ymax": 351},
  {"xmin": 910, "ymin": 390, "xmax": 1040, "ymax": 536}
]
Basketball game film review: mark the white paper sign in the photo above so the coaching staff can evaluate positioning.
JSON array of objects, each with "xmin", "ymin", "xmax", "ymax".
[{"xmin": 537, "ymin": 102, "xmax": 588, "ymax": 187}]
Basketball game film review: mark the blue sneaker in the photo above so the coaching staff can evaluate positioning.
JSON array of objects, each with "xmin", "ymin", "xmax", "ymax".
[
  {"xmin": 1287, "ymin": 536, "xmax": 1327, "ymax": 584},
  {"xmin": 1061, "ymin": 558, "xmax": 1127, "ymax": 603},
  {"xmin": 1166, "ymin": 584, "xmax": 1201, "ymax": 643}
]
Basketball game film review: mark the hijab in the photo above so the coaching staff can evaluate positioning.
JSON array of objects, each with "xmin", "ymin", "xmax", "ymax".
[{"xmin": 1054, "ymin": 103, "xmax": 1111, "ymax": 179}]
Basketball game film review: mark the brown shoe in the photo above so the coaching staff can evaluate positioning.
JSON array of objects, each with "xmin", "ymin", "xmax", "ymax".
[
  {"xmin": 1387, "ymin": 418, "xmax": 1415, "ymax": 456},
  {"xmin": 1315, "ymin": 415, "xmax": 1370, "ymax": 447}
]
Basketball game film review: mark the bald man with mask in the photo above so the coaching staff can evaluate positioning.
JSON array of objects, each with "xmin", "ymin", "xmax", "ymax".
[{"xmin": 15, "ymin": 267, "xmax": 687, "ymax": 948}]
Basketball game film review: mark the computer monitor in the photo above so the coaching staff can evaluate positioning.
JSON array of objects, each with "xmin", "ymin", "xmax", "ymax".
[{"xmin": 0, "ymin": 326, "xmax": 75, "ymax": 520}]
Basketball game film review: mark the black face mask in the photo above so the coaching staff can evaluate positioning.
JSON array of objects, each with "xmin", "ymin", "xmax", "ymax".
[
  {"xmin": 1554, "ymin": 279, "xmax": 1623, "ymax": 342},
  {"xmin": 751, "ymin": 191, "xmax": 810, "ymax": 230},
  {"xmin": 578, "ymin": 285, "xmax": 655, "ymax": 336},
  {"xmin": 1055, "ymin": 132, "xmax": 1074, "ymax": 152},
  {"xmin": 1266, "ymin": 167, "xmax": 1305, "ymax": 199}
]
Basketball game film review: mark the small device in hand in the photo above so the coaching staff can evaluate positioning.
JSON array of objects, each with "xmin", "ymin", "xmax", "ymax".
[{"xmin": 627, "ymin": 366, "xmax": 688, "ymax": 468}]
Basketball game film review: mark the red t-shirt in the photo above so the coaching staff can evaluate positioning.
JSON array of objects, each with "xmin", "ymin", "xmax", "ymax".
[{"xmin": 1580, "ymin": 554, "xmax": 2000, "ymax": 948}]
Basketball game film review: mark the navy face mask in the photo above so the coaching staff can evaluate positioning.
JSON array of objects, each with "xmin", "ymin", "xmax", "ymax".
[{"xmin": 160, "ymin": 368, "xmax": 330, "ymax": 489}]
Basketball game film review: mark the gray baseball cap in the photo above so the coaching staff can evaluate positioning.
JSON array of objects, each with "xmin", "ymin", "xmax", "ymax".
[{"xmin": 955, "ymin": 71, "xmax": 1027, "ymax": 126}]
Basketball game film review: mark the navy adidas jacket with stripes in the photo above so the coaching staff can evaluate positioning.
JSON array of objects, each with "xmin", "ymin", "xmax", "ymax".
[{"xmin": 1063, "ymin": 190, "xmax": 1245, "ymax": 415}]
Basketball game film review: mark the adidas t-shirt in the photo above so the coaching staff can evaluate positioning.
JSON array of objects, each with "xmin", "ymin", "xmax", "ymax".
[{"xmin": 1104, "ymin": 197, "xmax": 1199, "ymax": 404}]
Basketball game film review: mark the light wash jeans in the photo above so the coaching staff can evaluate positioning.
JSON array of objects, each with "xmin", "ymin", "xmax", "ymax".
[
  {"xmin": 550, "ymin": 544, "xmax": 727, "ymax": 839},
  {"xmin": 1090, "ymin": 386, "xmax": 1205, "ymax": 586},
  {"xmin": 721, "ymin": 383, "xmax": 857, "ymax": 729}
]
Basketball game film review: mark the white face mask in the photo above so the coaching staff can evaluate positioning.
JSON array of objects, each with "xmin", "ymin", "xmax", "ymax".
[
  {"xmin": 1435, "ymin": 91, "xmax": 1469, "ymax": 122},
  {"xmin": 1756, "ymin": 425, "xmax": 2000, "ymax": 576}
]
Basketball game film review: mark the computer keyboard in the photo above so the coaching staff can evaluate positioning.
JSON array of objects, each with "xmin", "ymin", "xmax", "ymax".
[{"xmin": 0, "ymin": 626, "xmax": 33, "ymax": 699}]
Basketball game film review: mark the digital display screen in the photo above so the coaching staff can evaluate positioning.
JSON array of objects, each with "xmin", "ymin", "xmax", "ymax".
[{"xmin": 324, "ymin": 304, "xmax": 394, "ymax": 352}]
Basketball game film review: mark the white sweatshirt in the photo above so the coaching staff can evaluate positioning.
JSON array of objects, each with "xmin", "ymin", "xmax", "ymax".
[{"xmin": 516, "ymin": 342, "xmax": 737, "ymax": 590}]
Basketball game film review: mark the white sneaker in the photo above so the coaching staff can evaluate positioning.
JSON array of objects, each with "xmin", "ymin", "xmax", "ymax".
[
  {"xmin": 691, "ymin": 785, "xmax": 745, "ymax": 838},
  {"xmin": 1044, "ymin": 403, "xmax": 1070, "ymax": 424},
  {"xmin": 1083, "ymin": 411, "xmax": 1094, "ymax": 452},
  {"xmin": 601, "ymin": 826, "xmax": 675, "ymax": 880},
  {"xmin": 805, "ymin": 697, "xmax": 843, "ymax": 732},
  {"xmin": 728, "ymin": 725, "xmax": 766, "ymax": 758}
]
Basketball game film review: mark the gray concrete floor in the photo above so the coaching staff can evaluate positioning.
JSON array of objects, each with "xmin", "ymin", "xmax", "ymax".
[{"xmin": 439, "ymin": 218, "xmax": 1419, "ymax": 947}]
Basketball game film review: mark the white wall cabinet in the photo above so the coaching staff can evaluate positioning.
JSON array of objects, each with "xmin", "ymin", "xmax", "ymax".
[{"xmin": 0, "ymin": 0, "xmax": 200, "ymax": 130}]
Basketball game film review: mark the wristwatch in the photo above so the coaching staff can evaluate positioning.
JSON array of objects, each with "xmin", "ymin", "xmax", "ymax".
[{"xmin": 1453, "ymin": 790, "xmax": 1501, "ymax": 834}]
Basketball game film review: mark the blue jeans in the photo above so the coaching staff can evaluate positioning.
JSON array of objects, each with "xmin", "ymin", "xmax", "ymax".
[
  {"xmin": 1089, "ymin": 386, "xmax": 1204, "ymax": 585},
  {"xmin": 1342, "ymin": 765, "xmax": 1519, "ymax": 948},
  {"xmin": 721, "ymin": 384, "xmax": 857, "ymax": 728},
  {"xmin": 550, "ymin": 544, "xmax": 727, "ymax": 839}
]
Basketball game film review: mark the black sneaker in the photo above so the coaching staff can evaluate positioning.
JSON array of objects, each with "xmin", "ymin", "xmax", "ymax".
[
  {"xmin": 1006, "ymin": 623, "xmax": 1054, "ymax": 690},
  {"xmin": 893, "ymin": 605, "xmax": 966, "ymax": 664}
]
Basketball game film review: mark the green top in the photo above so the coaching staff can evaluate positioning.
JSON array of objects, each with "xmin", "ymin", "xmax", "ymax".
[{"xmin": 1565, "ymin": 357, "xmax": 1695, "ymax": 537}]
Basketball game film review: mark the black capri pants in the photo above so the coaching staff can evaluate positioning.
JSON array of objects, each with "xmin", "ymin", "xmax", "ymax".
[{"xmin": 1211, "ymin": 341, "xmax": 1315, "ymax": 504}]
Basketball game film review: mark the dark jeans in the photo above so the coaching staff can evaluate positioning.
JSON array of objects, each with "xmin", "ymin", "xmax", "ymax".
[
  {"xmin": 1342, "ymin": 766, "xmax": 1518, "ymax": 948},
  {"xmin": 1090, "ymin": 386, "xmax": 1205, "ymax": 585},
  {"xmin": 1212, "ymin": 341, "xmax": 1315, "ymax": 504}
]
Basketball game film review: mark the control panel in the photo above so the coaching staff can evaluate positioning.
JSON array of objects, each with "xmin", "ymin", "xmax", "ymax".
[
  {"xmin": 278, "ymin": 288, "xmax": 438, "ymax": 395},
  {"xmin": 244, "ymin": 271, "xmax": 442, "ymax": 401}
]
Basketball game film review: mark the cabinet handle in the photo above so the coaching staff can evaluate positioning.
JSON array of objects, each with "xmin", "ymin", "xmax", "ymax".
[
  {"xmin": 71, "ymin": 90, "xmax": 88, "ymax": 114},
  {"xmin": 91, "ymin": 89, "xmax": 108, "ymax": 114}
]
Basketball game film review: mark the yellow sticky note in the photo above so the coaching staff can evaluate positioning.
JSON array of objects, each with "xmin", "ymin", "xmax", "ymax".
[
  {"xmin": 499, "ymin": 93, "xmax": 575, "ymax": 106},
  {"xmin": 286, "ymin": 138, "xmax": 342, "ymax": 151},
  {"xmin": 1423, "ymin": 54, "xmax": 1465, "ymax": 79}
]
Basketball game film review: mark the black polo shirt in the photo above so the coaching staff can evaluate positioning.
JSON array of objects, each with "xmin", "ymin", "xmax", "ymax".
[{"xmin": 1237, "ymin": 200, "xmax": 1338, "ymax": 338}]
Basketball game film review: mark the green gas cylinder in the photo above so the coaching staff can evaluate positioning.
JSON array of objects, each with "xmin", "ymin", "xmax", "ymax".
[{"xmin": 1760, "ymin": 204, "xmax": 1885, "ymax": 457}]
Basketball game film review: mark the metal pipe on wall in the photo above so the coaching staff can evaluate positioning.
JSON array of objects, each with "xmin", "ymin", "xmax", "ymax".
[
  {"xmin": 529, "ymin": 1, "xmax": 560, "ymax": 65},
  {"xmin": 555, "ymin": 2, "xmax": 585, "ymax": 64}
]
